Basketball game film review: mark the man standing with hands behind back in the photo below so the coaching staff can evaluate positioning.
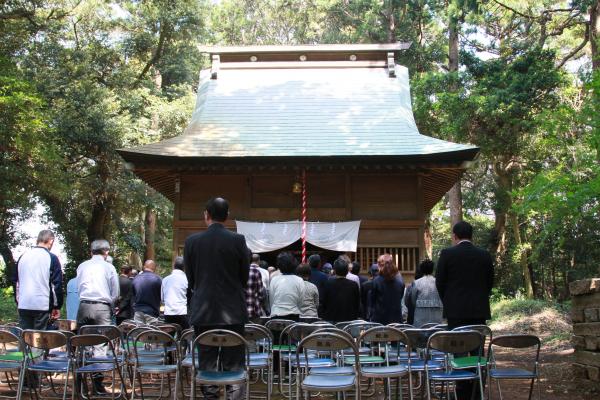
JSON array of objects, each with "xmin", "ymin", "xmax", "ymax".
[
  {"xmin": 435, "ymin": 221, "xmax": 494, "ymax": 330},
  {"xmin": 184, "ymin": 197, "xmax": 250, "ymax": 400},
  {"xmin": 436, "ymin": 221, "xmax": 494, "ymax": 400}
]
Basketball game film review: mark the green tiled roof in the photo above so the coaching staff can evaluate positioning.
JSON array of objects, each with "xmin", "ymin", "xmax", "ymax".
[{"xmin": 119, "ymin": 65, "xmax": 478, "ymax": 160}]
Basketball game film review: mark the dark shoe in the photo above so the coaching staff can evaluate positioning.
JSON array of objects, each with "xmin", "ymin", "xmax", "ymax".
[{"xmin": 93, "ymin": 377, "xmax": 107, "ymax": 394}]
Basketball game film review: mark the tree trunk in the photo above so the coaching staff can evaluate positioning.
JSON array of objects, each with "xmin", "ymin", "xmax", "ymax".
[
  {"xmin": 448, "ymin": 182, "xmax": 463, "ymax": 227},
  {"xmin": 509, "ymin": 212, "xmax": 534, "ymax": 298},
  {"xmin": 447, "ymin": 13, "xmax": 463, "ymax": 228},
  {"xmin": 490, "ymin": 162, "xmax": 512, "ymax": 261},
  {"xmin": 591, "ymin": 1, "xmax": 600, "ymax": 71},
  {"xmin": 0, "ymin": 240, "xmax": 16, "ymax": 286},
  {"xmin": 424, "ymin": 212, "xmax": 433, "ymax": 259},
  {"xmin": 144, "ymin": 206, "xmax": 156, "ymax": 262}
]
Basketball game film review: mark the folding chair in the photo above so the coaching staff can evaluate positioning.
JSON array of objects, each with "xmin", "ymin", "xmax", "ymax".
[
  {"xmin": 244, "ymin": 324, "xmax": 273, "ymax": 400},
  {"xmin": 419, "ymin": 323, "xmax": 439, "ymax": 329},
  {"xmin": 359, "ymin": 326, "xmax": 413, "ymax": 400},
  {"xmin": 280, "ymin": 323, "xmax": 336, "ymax": 398},
  {"xmin": 178, "ymin": 328, "xmax": 197, "ymax": 398},
  {"xmin": 17, "ymin": 330, "xmax": 72, "ymax": 400},
  {"xmin": 70, "ymin": 334, "xmax": 125, "ymax": 400},
  {"xmin": 56, "ymin": 320, "xmax": 78, "ymax": 333},
  {"xmin": 451, "ymin": 325, "xmax": 492, "ymax": 371},
  {"xmin": 0, "ymin": 330, "xmax": 25, "ymax": 398},
  {"xmin": 295, "ymin": 332, "xmax": 360, "ymax": 400},
  {"xmin": 488, "ymin": 334, "xmax": 541, "ymax": 400},
  {"xmin": 425, "ymin": 331, "xmax": 485, "ymax": 400},
  {"xmin": 190, "ymin": 329, "xmax": 250, "ymax": 400},
  {"xmin": 130, "ymin": 330, "xmax": 181, "ymax": 400}
]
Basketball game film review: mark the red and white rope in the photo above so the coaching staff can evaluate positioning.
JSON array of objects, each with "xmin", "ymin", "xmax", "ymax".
[{"xmin": 301, "ymin": 169, "xmax": 307, "ymax": 263}]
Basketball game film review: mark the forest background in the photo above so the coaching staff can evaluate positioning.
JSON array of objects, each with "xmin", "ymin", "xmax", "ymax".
[{"xmin": 2, "ymin": 0, "xmax": 600, "ymax": 302}]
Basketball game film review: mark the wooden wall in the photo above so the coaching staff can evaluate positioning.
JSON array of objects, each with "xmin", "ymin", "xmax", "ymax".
[{"xmin": 173, "ymin": 171, "xmax": 424, "ymax": 279}]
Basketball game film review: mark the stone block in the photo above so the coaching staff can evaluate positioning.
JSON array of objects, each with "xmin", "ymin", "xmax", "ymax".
[
  {"xmin": 572, "ymin": 308, "xmax": 585, "ymax": 323},
  {"xmin": 575, "ymin": 350, "xmax": 600, "ymax": 368},
  {"xmin": 572, "ymin": 292, "xmax": 600, "ymax": 309},
  {"xmin": 586, "ymin": 365, "xmax": 600, "ymax": 382},
  {"xmin": 573, "ymin": 322, "xmax": 600, "ymax": 336},
  {"xmin": 570, "ymin": 278, "xmax": 600, "ymax": 296},
  {"xmin": 585, "ymin": 308, "xmax": 600, "ymax": 322},
  {"xmin": 573, "ymin": 363, "xmax": 588, "ymax": 379},
  {"xmin": 585, "ymin": 336, "xmax": 599, "ymax": 351},
  {"xmin": 572, "ymin": 335, "xmax": 586, "ymax": 350}
]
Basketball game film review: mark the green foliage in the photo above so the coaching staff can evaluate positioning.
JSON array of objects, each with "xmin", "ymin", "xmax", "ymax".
[{"xmin": 490, "ymin": 296, "xmax": 569, "ymax": 323}]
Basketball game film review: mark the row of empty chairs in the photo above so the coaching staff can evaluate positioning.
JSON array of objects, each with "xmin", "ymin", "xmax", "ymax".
[{"xmin": 0, "ymin": 318, "xmax": 540, "ymax": 400}]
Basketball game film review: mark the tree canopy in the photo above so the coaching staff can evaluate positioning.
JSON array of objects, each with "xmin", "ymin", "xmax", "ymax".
[{"xmin": 2, "ymin": 0, "xmax": 599, "ymax": 297}]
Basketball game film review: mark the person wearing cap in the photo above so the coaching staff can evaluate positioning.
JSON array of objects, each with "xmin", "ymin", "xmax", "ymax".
[
  {"xmin": 321, "ymin": 262, "xmax": 333, "ymax": 275},
  {"xmin": 361, "ymin": 263, "xmax": 379, "ymax": 321}
]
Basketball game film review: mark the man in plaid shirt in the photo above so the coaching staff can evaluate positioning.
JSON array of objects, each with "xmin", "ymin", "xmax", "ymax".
[{"xmin": 246, "ymin": 263, "xmax": 266, "ymax": 322}]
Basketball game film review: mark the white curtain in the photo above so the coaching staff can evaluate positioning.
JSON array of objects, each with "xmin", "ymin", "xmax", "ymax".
[{"xmin": 235, "ymin": 220, "xmax": 361, "ymax": 253}]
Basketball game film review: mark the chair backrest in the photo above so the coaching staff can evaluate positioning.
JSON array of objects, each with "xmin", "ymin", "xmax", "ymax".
[
  {"xmin": 192, "ymin": 329, "xmax": 249, "ymax": 372},
  {"xmin": 427, "ymin": 331, "xmax": 484, "ymax": 356},
  {"xmin": 70, "ymin": 334, "xmax": 111, "ymax": 348},
  {"xmin": 0, "ymin": 330, "xmax": 23, "ymax": 352},
  {"xmin": 299, "ymin": 316, "xmax": 322, "ymax": 323},
  {"xmin": 360, "ymin": 326, "xmax": 410, "ymax": 346},
  {"xmin": 403, "ymin": 328, "xmax": 443, "ymax": 351},
  {"xmin": 154, "ymin": 323, "xmax": 181, "ymax": 338},
  {"xmin": 56, "ymin": 319, "xmax": 77, "ymax": 331},
  {"xmin": 0, "ymin": 325, "xmax": 23, "ymax": 338},
  {"xmin": 419, "ymin": 322, "xmax": 440, "ymax": 329},
  {"xmin": 452, "ymin": 325, "xmax": 492, "ymax": 353},
  {"xmin": 23, "ymin": 330, "xmax": 68, "ymax": 351},
  {"xmin": 298, "ymin": 332, "xmax": 360, "ymax": 372},
  {"xmin": 343, "ymin": 322, "xmax": 382, "ymax": 340},
  {"xmin": 133, "ymin": 330, "xmax": 179, "ymax": 361},
  {"xmin": 433, "ymin": 324, "xmax": 448, "ymax": 330},
  {"xmin": 79, "ymin": 325, "xmax": 121, "ymax": 341},
  {"xmin": 334, "ymin": 320, "xmax": 365, "ymax": 330},
  {"xmin": 488, "ymin": 334, "xmax": 541, "ymax": 367},
  {"xmin": 244, "ymin": 324, "xmax": 273, "ymax": 347},
  {"xmin": 264, "ymin": 319, "xmax": 295, "ymax": 332},
  {"xmin": 312, "ymin": 327, "xmax": 355, "ymax": 342},
  {"xmin": 288, "ymin": 322, "xmax": 334, "ymax": 343},
  {"xmin": 388, "ymin": 323, "xmax": 415, "ymax": 330}
]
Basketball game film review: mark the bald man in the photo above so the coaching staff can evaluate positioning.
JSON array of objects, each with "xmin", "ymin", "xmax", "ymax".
[{"xmin": 132, "ymin": 259, "xmax": 162, "ymax": 324}]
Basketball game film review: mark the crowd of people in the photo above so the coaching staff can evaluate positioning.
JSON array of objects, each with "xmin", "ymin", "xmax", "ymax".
[{"xmin": 12, "ymin": 197, "xmax": 493, "ymax": 399}]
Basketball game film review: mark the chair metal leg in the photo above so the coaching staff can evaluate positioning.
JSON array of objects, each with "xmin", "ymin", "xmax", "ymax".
[{"xmin": 496, "ymin": 379, "xmax": 503, "ymax": 400}]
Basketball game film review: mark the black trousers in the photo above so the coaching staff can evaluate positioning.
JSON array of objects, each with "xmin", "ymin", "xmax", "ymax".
[
  {"xmin": 447, "ymin": 318, "xmax": 487, "ymax": 400},
  {"xmin": 165, "ymin": 314, "xmax": 190, "ymax": 330},
  {"xmin": 194, "ymin": 324, "xmax": 245, "ymax": 400}
]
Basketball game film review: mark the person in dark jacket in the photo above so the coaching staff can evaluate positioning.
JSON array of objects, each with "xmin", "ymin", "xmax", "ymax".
[
  {"xmin": 360, "ymin": 263, "xmax": 379, "ymax": 321},
  {"xmin": 319, "ymin": 257, "xmax": 360, "ymax": 322},
  {"xmin": 435, "ymin": 221, "xmax": 494, "ymax": 400},
  {"xmin": 184, "ymin": 197, "xmax": 250, "ymax": 400},
  {"xmin": 132, "ymin": 260, "xmax": 162, "ymax": 324},
  {"xmin": 116, "ymin": 266, "xmax": 133, "ymax": 325},
  {"xmin": 370, "ymin": 253, "xmax": 405, "ymax": 325},
  {"xmin": 307, "ymin": 254, "xmax": 328, "ymax": 302},
  {"xmin": 435, "ymin": 221, "xmax": 494, "ymax": 329}
]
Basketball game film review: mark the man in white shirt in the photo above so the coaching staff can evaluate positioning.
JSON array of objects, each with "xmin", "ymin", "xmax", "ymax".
[
  {"xmin": 76, "ymin": 239, "xmax": 119, "ymax": 393},
  {"xmin": 161, "ymin": 257, "xmax": 190, "ymax": 330},
  {"xmin": 13, "ymin": 230, "xmax": 63, "ymax": 330}
]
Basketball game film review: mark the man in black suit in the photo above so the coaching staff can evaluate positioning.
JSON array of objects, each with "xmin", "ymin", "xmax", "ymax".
[
  {"xmin": 435, "ymin": 221, "xmax": 494, "ymax": 330},
  {"xmin": 436, "ymin": 221, "xmax": 494, "ymax": 400},
  {"xmin": 184, "ymin": 197, "xmax": 250, "ymax": 400}
]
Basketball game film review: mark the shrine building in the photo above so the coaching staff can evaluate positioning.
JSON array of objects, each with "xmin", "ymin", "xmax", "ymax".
[{"xmin": 118, "ymin": 44, "xmax": 479, "ymax": 280}]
